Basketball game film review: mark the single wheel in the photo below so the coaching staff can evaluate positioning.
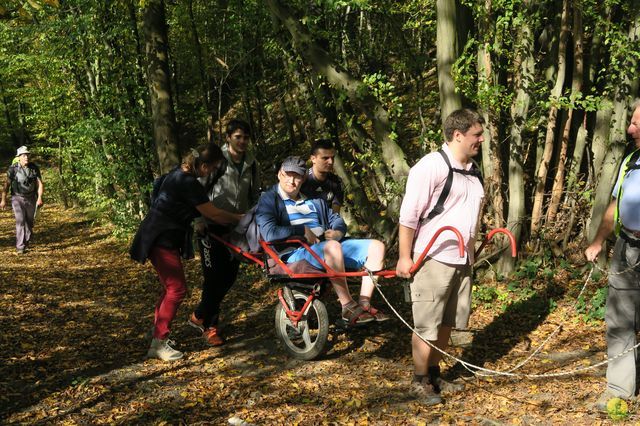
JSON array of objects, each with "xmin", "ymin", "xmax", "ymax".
[{"xmin": 274, "ymin": 289, "xmax": 329, "ymax": 360}]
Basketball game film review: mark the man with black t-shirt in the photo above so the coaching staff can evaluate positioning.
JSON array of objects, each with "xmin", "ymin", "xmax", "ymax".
[{"xmin": 301, "ymin": 139, "xmax": 344, "ymax": 214}]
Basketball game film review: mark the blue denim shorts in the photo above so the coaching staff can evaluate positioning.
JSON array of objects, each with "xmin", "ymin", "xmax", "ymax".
[{"xmin": 285, "ymin": 238, "xmax": 373, "ymax": 271}]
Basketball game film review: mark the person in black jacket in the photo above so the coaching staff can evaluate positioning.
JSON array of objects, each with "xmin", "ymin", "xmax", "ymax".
[{"xmin": 130, "ymin": 144, "xmax": 241, "ymax": 362}]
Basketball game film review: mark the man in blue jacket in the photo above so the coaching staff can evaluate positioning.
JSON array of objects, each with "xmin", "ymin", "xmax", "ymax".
[{"xmin": 256, "ymin": 156, "xmax": 388, "ymax": 324}]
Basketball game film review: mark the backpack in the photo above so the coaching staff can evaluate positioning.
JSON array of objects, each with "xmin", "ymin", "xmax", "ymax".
[
  {"xmin": 417, "ymin": 148, "xmax": 484, "ymax": 225},
  {"xmin": 150, "ymin": 158, "xmax": 230, "ymax": 205},
  {"xmin": 225, "ymin": 204, "xmax": 262, "ymax": 261}
]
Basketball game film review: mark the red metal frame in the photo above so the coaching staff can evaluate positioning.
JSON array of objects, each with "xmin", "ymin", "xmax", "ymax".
[
  {"xmin": 474, "ymin": 227, "xmax": 518, "ymax": 259},
  {"xmin": 260, "ymin": 225, "xmax": 467, "ymax": 279},
  {"xmin": 210, "ymin": 226, "xmax": 517, "ymax": 332},
  {"xmin": 210, "ymin": 225, "xmax": 517, "ymax": 280},
  {"xmin": 276, "ymin": 287, "xmax": 318, "ymax": 327},
  {"xmin": 208, "ymin": 234, "xmax": 265, "ymax": 267}
]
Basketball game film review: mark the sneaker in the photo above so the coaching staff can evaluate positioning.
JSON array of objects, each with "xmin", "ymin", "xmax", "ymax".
[
  {"xmin": 341, "ymin": 303, "xmax": 375, "ymax": 325},
  {"xmin": 147, "ymin": 338, "xmax": 184, "ymax": 361},
  {"xmin": 433, "ymin": 376, "xmax": 464, "ymax": 394},
  {"xmin": 203, "ymin": 326, "xmax": 224, "ymax": 346},
  {"xmin": 187, "ymin": 312, "xmax": 205, "ymax": 333},
  {"xmin": 410, "ymin": 378, "xmax": 443, "ymax": 405},
  {"xmin": 16, "ymin": 248, "xmax": 25, "ymax": 255},
  {"xmin": 593, "ymin": 389, "xmax": 622, "ymax": 412}
]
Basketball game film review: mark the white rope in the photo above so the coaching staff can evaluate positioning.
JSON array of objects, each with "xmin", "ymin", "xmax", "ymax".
[
  {"xmin": 497, "ymin": 265, "xmax": 594, "ymax": 373},
  {"xmin": 367, "ymin": 266, "xmax": 640, "ymax": 379},
  {"xmin": 591, "ymin": 257, "xmax": 640, "ymax": 276}
]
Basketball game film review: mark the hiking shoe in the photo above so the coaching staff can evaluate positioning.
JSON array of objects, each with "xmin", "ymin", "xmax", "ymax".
[
  {"xmin": 362, "ymin": 305, "xmax": 390, "ymax": 322},
  {"xmin": 410, "ymin": 378, "xmax": 443, "ymax": 405},
  {"xmin": 593, "ymin": 389, "xmax": 622, "ymax": 412},
  {"xmin": 433, "ymin": 376, "xmax": 464, "ymax": 394},
  {"xmin": 147, "ymin": 338, "xmax": 183, "ymax": 361},
  {"xmin": 187, "ymin": 312, "xmax": 205, "ymax": 333},
  {"xmin": 341, "ymin": 304, "xmax": 374, "ymax": 325},
  {"xmin": 203, "ymin": 326, "xmax": 224, "ymax": 346}
]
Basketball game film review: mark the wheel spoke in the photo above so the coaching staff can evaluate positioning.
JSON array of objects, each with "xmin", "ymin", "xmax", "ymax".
[{"xmin": 300, "ymin": 321, "xmax": 313, "ymax": 347}]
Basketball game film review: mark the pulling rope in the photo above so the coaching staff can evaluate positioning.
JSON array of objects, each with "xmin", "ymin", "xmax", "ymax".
[{"xmin": 366, "ymin": 261, "xmax": 640, "ymax": 379}]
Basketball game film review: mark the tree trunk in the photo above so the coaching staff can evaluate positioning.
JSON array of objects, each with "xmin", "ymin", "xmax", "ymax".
[
  {"xmin": 187, "ymin": 0, "xmax": 214, "ymax": 142},
  {"xmin": 587, "ymin": 5, "xmax": 640, "ymax": 241},
  {"xmin": 560, "ymin": 4, "xmax": 587, "ymax": 247},
  {"xmin": 0, "ymin": 79, "xmax": 20, "ymax": 146},
  {"xmin": 436, "ymin": 0, "xmax": 462, "ymax": 121},
  {"xmin": 530, "ymin": 0, "xmax": 570, "ymax": 236},
  {"xmin": 143, "ymin": 0, "xmax": 180, "ymax": 173},
  {"xmin": 477, "ymin": 0, "xmax": 504, "ymax": 230},
  {"xmin": 498, "ymin": 0, "xmax": 534, "ymax": 273},
  {"xmin": 265, "ymin": 0, "xmax": 409, "ymax": 187},
  {"xmin": 545, "ymin": 110, "xmax": 570, "ymax": 225}
]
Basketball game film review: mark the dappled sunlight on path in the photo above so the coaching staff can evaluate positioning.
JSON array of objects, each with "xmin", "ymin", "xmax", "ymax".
[{"xmin": 0, "ymin": 203, "xmax": 630, "ymax": 424}]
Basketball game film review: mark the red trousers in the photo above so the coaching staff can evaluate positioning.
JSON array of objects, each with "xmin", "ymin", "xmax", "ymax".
[{"xmin": 149, "ymin": 246, "xmax": 187, "ymax": 340}]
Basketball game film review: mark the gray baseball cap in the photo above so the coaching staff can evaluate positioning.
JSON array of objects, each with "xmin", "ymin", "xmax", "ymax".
[{"xmin": 280, "ymin": 156, "xmax": 307, "ymax": 176}]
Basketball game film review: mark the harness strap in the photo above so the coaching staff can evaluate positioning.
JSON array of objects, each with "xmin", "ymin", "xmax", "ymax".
[{"xmin": 424, "ymin": 149, "xmax": 483, "ymax": 221}]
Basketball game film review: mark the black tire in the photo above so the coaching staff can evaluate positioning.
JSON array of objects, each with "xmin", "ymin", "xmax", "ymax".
[{"xmin": 274, "ymin": 289, "xmax": 329, "ymax": 360}]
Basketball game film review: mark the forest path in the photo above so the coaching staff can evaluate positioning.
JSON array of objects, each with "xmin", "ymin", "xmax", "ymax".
[{"xmin": 0, "ymin": 202, "xmax": 630, "ymax": 424}]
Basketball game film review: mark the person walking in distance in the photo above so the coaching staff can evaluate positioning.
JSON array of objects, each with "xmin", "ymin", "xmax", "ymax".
[{"xmin": 1, "ymin": 146, "xmax": 44, "ymax": 254}]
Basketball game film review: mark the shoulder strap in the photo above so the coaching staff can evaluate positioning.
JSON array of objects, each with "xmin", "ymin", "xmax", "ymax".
[
  {"xmin": 614, "ymin": 148, "xmax": 640, "ymax": 235},
  {"xmin": 626, "ymin": 150, "xmax": 640, "ymax": 171},
  {"xmin": 425, "ymin": 149, "xmax": 454, "ymax": 220},
  {"xmin": 422, "ymin": 149, "xmax": 484, "ymax": 222},
  {"xmin": 7, "ymin": 164, "xmax": 17, "ymax": 180}
]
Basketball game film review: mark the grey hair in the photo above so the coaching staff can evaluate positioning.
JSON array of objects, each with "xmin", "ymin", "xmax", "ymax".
[{"xmin": 632, "ymin": 98, "xmax": 640, "ymax": 112}]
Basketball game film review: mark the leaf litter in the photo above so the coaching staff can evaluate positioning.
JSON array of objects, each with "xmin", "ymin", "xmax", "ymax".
[{"xmin": 0, "ymin": 203, "xmax": 636, "ymax": 424}]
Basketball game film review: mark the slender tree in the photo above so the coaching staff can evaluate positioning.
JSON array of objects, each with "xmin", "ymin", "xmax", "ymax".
[{"xmin": 143, "ymin": 0, "xmax": 179, "ymax": 173}]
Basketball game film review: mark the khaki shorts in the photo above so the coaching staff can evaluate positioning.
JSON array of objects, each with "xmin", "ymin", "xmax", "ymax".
[{"xmin": 410, "ymin": 255, "xmax": 472, "ymax": 341}]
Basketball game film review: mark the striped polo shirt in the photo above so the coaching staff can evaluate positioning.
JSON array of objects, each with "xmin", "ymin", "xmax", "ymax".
[{"xmin": 277, "ymin": 185, "xmax": 324, "ymax": 237}]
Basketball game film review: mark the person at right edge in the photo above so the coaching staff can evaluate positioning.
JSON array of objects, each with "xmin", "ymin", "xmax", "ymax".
[
  {"xmin": 395, "ymin": 109, "xmax": 485, "ymax": 405},
  {"xmin": 189, "ymin": 119, "xmax": 260, "ymax": 346},
  {"xmin": 585, "ymin": 99, "xmax": 640, "ymax": 412}
]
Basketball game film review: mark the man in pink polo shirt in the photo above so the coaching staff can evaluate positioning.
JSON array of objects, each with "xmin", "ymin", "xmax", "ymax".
[{"xmin": 396, "ymin": 109, "xmax": 485, "ymax": 405}]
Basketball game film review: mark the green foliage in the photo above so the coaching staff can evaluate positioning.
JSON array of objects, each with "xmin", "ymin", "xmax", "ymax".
[
  {"xmin": 317, "ymin": 0, "xmax": 371, "ymax": 9},
  {"xmin": 1, "ymin": 0, "xmax": 639, "ymax": 245},
  {"xmin": 473, "ymin": 284, "xmax": 501, "ymax": 307},
  {"xmin": 361, "ymin": 72, "xmax": 403, "ymax": 119},
  {"xmin": 576, "ymin": 287, "xmax": 608, "ymax": 323},
  {"xmin": 0, "ymin": 0, "xmax": 154, "ymax": 234}
]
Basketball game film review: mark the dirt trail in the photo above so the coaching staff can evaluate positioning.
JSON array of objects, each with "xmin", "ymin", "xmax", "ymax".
[{"xmin": 0, "ymin": 202, "xmax": 631, "ymax": 424}]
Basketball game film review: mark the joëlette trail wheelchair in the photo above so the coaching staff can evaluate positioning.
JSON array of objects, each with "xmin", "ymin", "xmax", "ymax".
[{"xmin": 211, "ymin": 226, "xmax": 516, "ymax": 360}]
